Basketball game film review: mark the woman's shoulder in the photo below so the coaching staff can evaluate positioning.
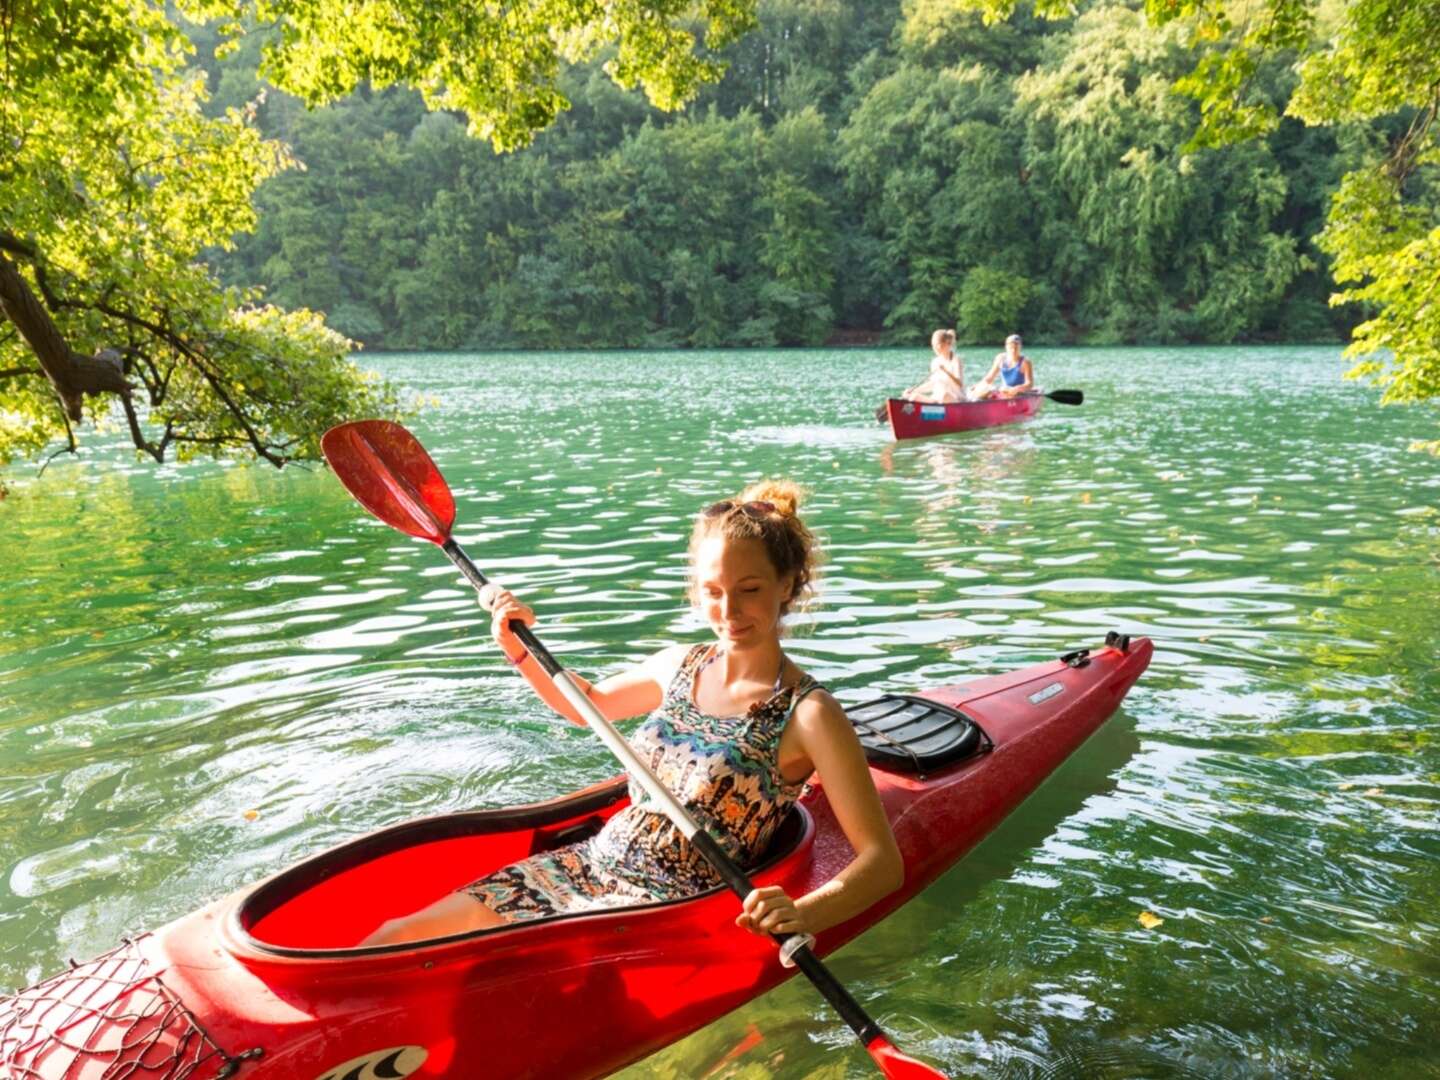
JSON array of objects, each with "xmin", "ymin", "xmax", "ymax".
[
  {"xmin": 637, "ymin": 643, "xmax": 704, "ymax": 689},
  {"xmin": 786, "ymin": 683, "xmax": 848, "ymax": 731}
]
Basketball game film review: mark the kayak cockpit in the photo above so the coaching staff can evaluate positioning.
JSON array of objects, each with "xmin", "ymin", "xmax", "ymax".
[
  {"xmin": 234, "ymin": 693, "xmax": 988, "ymax": 955},
  {"xmin": 234, "ymin": 776, "xmax": 813, "ymax": 955}
]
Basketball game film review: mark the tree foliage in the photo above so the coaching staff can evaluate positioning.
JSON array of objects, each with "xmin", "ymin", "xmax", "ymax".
[
  {"xmin": 0, "ymin": 0, "xmax": 759, "ymax": 469},
  {"xmin": 7, "ymin": 0, "xmax": 1426, "ymax": 470},
  {"xmin": 959, "ymin": 0, "xmax": 1440, "ymax": 446},
  {"xmin": 197, "ymin": 0, "xmax": 1363, "ymax": 356}
]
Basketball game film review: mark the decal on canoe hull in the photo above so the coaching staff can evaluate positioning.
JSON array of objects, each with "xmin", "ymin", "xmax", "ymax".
[
  {"xmin": 1028, "ymin": 682, "xmax": 1064, "ymax": 705},
  {"xmin": 314, "ymin": 1046, "xmax": 428, "ymax": 1080}
]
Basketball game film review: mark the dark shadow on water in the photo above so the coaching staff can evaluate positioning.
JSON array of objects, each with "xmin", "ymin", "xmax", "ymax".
[{"xmin": 924, "ymin": 707, "xmax": 1140, "ymax": 913}]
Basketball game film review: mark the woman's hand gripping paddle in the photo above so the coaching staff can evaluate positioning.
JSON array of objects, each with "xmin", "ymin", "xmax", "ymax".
[{"xmin": 321, "ymin": 419, "xmax": 949, "ymax": 1080}]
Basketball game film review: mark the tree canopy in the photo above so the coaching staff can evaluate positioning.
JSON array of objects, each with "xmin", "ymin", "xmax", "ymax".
[
  {"xmin": 0, "ymin": 0, "xmax": 757, "ymax": 468},
  {"xmin": 959, "ymin": 0, "xmax": 1440, "ymax": 447},
  {"xmin": 4, "ymin": 0, "xmax": 1436, "ymax": 470}
]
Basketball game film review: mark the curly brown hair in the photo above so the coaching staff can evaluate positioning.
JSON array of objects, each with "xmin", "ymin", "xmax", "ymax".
[{"xmin": 688, "ymin": 479, "xmax": 819, "ymax": 616}]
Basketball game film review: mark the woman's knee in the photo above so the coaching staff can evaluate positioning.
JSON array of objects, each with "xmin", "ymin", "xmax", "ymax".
[{"xmin": 361, "ymin": 893, "xmax": 505, "ymax": 946}]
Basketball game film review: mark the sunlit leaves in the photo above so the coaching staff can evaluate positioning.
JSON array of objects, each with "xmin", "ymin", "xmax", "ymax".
[
  {"xmin": 0, "ymin": 0, "xmax": 401, "ymax": 467},
  {"xmin": 949, "ymin": 0, "xmax": 1440, "ymax": 437},
  {"xmin": 1, "ymin": 0, "xmax": 762, "ymax": 470},
  {"xmin": 240, "ymin": 0, "xmax": 757, "ymax": 151}
]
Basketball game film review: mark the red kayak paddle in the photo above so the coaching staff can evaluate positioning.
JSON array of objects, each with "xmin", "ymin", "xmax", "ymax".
[{"xmin": 321, "ymin": 419, "xmax": 950, "ymax": 1080}]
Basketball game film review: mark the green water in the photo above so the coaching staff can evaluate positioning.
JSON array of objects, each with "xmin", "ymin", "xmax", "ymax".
[{"xmin": 2, "ymin": 348, "xmax": 1437, "ymax": 1078}]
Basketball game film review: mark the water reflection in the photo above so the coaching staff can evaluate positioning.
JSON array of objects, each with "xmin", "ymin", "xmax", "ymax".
[{"xmin": 2, "ymin": 348, "xmax": 1437, "ymax": 1078}]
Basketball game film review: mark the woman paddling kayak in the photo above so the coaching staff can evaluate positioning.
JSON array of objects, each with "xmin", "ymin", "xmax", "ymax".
[{"xmin": 364, "ymin": 480, "xmax": 904, "ymax": 946}]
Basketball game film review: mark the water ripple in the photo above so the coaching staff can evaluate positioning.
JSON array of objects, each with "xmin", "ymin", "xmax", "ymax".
[{"xmin": 2, "ymin": 348, "xmax": 1437, "ymax": 1077}]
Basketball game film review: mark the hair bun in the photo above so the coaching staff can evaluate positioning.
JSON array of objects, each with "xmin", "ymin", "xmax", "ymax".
[{"xmin": 738, "ymin": 478, "xmax": 804, "ymax": 518}]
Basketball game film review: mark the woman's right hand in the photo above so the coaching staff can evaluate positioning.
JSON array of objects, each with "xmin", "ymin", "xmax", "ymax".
[{"xmin": 478, "ymin": 583, "xmax": 536, "ymax": 660}]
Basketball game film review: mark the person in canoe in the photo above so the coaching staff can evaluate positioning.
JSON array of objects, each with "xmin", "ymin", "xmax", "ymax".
[
  {"xmin": 970, "ymin": 333, "xmax": 1034, "ymax": 399},
  {"xmin": 362, "ymin": 481, "xmax": 903, "ymax": 945},
  {"xmin": 906, "ymin": 328, "xmax": 966, "ymax": 403}
]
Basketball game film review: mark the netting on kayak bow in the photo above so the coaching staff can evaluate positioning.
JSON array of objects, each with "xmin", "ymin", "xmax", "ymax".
[{"xmin": 0, "ymin": 936, "xmax": 260, "ymax": 1079}]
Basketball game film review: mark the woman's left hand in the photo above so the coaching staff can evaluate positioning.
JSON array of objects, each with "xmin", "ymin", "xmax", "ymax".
[{"xmin": 736, "ymin": 885, "xmax": 808, "ymax": 937}]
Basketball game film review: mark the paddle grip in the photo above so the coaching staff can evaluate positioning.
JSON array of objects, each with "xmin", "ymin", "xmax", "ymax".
[
  {"xmin": 441, "ymin": 539, "xmax": 564, "ymax": 678},
  {"xmin": 688, "ymin": 831, "xmax": 877, "ymax": 1037}
]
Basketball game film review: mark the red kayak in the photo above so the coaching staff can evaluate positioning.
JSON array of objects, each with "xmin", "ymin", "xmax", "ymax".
[
  {"xmin": 0, "ymin": 635, "xmax": 1151, "ymax": 1080},
  {"xmin": 885, "ymin": 395, "xmax": 1041, "ymax": 440}
]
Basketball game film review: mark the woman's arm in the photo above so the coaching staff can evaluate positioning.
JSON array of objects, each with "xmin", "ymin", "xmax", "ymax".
[
  {"xmin": 934, "ymin": 359, "xmax": 965, "ymax": 402},
  {"xmin": 482, "ymin": 585, "xmax": 678, "ymax": 726},
  {"xmin": 736, "ymin": 692, "xmax": 903, "ymax": 937}
]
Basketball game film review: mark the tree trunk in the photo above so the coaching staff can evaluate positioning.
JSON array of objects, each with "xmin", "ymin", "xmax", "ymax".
[{"xmin": 0, "ymin": 251, "xmax": 131, "ymax": 420}]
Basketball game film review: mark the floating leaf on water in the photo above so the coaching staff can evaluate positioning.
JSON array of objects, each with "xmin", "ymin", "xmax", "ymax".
[
  {"xmin": 1338, "ymin": 782, "xmax": 1355, "ymax": 791},
  {"xmin": 243, "ymin": 809, "xmax": 260, "ymax": 821},
  {"xmin": 1138, "ymin": 911, "xmax": 1164, "ymax": 930},
  {"xmin": 1080, "ymin": 492, "xmax": 1092, "ymax": 503},
  {"xmin": 1363, "ymin": 787, "xmax": 1383, "ymax": 796}
]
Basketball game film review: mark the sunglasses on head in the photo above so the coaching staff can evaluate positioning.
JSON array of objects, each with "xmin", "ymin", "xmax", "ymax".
[{"xmin": 702, "ymin": 499, "xmax": 777, "ymax": 520}]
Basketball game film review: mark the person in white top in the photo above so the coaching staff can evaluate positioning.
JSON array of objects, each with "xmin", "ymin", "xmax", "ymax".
[{"xmin": 904, "ymin": 328, "xmax": 966, "ymax": 404}]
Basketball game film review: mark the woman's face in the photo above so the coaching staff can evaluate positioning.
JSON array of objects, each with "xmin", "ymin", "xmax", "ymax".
[
  {"xmin": 1007, "ymin": 339, "xmax": 1021, "ymax": 359},
  {"xmin": 693, "ymin": 535, "xmax": 793, "ymax": 650}
]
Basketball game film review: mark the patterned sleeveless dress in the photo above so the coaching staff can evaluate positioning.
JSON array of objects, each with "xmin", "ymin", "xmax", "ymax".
[{"xmin": 463, "ymin": 644, "xmax": 820, "ymax": 922}]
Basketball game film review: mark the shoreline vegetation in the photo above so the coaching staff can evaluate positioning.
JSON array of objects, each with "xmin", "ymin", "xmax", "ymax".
[
  {"xmin": 196, "ymin": 3, "xmax": 1360, "ymax": 355},
  {"xmin": 4, "ymin": 0, "xmax": 1435, "ymax": 468}
]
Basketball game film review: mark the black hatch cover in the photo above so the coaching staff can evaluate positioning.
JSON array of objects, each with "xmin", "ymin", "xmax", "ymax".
[{"xmin": 845, "ymin": 694, "xmax": 992, "ymax": 775}]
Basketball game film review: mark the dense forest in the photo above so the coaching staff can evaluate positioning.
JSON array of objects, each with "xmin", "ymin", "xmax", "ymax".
[{"xmin": 195, "ymin": 0, "xmax": 1384, "ymax": 351}]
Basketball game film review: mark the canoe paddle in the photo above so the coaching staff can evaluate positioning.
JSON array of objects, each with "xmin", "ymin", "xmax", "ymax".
[
  {"xmin": 321, "ymin": 419, "xmax": 949, "ymax": 1080},
  {"xmin": 873, "ymin": 388, "xmax": 1084, "ymax": 422}
]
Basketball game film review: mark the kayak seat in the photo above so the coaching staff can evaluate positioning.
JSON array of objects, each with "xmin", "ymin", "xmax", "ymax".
[
  {"xmin": 846, "ymin": 695, "xmax": 992, "ymax": 775},
  {"xmin": 530, "ymin": 813, "xmax": 608, "ymax": 854}
]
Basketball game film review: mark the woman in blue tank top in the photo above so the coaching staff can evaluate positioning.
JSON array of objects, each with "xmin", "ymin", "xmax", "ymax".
[{"xmin": 971, "ymin": 333, "xmax": 1034, "ymax": 399}]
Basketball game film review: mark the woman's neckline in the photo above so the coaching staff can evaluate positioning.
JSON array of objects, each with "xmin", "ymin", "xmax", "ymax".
[{"xmin": 688, "ymin": 643, "xmax": 791, "ymax": 718}]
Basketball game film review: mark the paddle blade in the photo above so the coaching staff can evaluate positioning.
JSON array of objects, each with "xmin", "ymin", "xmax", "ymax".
[
  {"xmin": 874, "ymin": 402, "xmax": 889, "ymax": 423},
  {"xmin": 321, "ymin": 420, "xmax": 456, "ymax": 544},
  {"xmin": 1047, "ymin": 388, "xmax": 1084, "ymax": 406},
  {"xmin": 866, "ymin": 1036, "xmax": 949, "ymax": 1079}
]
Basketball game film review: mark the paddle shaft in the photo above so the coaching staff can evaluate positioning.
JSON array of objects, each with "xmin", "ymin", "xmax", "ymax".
[{"xmin": 439, "ymin": 536, "xmax": 890, "ymax": 1048}]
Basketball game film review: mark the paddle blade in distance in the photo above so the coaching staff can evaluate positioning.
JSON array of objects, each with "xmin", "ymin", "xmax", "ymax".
[
  {"xmin": 1047, "ymin": 389, "xmax": 1084, "ymax": 406},
  {"xmin": 874, "ymin": 402, "xmax": 889, "ymax": 424},
  {"xmin": 866, "ymin": 1037, "xmax": 950, "ymax": 1080},
  {"xmin": 321, "ymin": 420, "xmax": 456, "ymax": 544}
]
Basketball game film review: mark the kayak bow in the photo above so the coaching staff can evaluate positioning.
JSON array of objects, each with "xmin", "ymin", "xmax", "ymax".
[{"xmin": 0, "ymin": 635, "xmax": 1151, "ymax": 1080}]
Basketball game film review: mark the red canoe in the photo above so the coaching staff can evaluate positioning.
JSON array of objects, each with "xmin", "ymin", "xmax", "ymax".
[
  {"xmin": 0, "ymin": 635, "xmax": 1151, "ymax": 1080},
  {"xmin": 885, "ymin": 395, "xmax": 1041, "ymax": 440}
]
